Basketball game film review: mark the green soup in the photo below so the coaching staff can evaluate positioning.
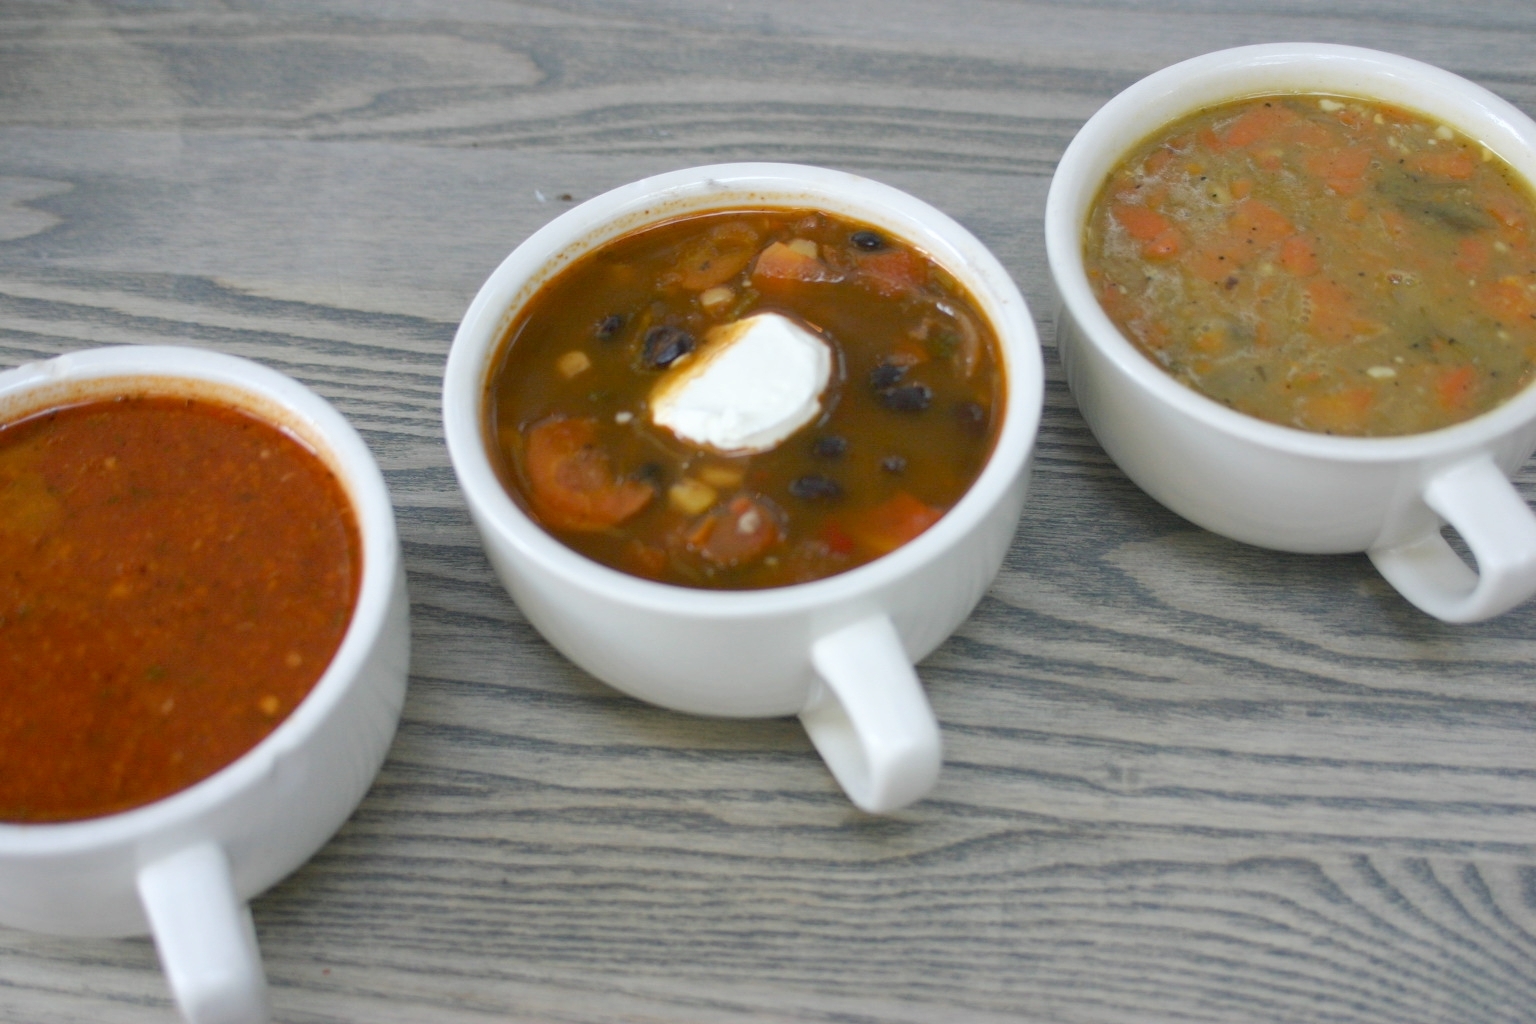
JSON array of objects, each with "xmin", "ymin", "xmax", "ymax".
[{"xmin": 1084, "ymin": 93, "xmax": 1536, "ymax": 436}]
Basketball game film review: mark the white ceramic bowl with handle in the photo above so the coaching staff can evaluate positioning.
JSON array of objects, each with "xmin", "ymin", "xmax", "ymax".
[
  {"xmin": 0, "ymin": 345, "xmax": 410, "ymax": 1024},
  {"xmin": 1046, "ymin": 43, "xmax": 1536, "ymax": 622},
  {"xmin": 443, "ymin": 162, "xmax": 1043, "ymax": 814}
]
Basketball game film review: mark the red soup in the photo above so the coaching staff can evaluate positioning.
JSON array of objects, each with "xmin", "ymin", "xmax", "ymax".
[{"xmin": 0, "ymin": 394, "xmax": 361, "ymax": 822}]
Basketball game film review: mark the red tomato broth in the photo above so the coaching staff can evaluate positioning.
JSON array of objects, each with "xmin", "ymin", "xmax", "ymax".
[
  {"xmin": 0, "ymin": 394, "xmax": 362, "ymax": 823},
  {"xmin": 1084, "ymin": 93, "xmax": 1536, "ymax": 436},
  {"xmin": 483, "ymin": 209, "xmax": 1005, "ymax": 589}
]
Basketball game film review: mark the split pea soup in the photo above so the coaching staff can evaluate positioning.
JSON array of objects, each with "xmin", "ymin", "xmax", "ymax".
[
  {"xmin": 1084, "ymin": 93, "xmax": 1536, "ymax": 436},
  {"xmin": 483, "ymin": 208, "xmax": 1005, "ymax": 589},
  {"xmin": 0, "ymin": 394, "xmax": 361, "ymax": 822}
]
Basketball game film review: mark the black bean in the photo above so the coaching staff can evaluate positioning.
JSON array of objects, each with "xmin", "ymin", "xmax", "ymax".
[
  {"xmin": 641, "ymin": 325, "xmax": 696, "ymax": 369},
  {"xmin": 595, "ymin": 313, "xmax": 625, "ymax": 339},
  {"xmin": 811, "ymin": 434, "xmax": 848, "ymax": 459},
  {"xmin": 881, "ymin": 455, "xmax": 907, "ymax": 474},
  {"xmin": 788, "ymin": 474, "xmax": 843, "ymax": 501},
  {"xmin": 879, "ymin": 383, "xmax": 933, "ymax": 412},
  {"xmin": 868, "ymin": 363, "xmax": 907, "ymax": 390},
  {"xmin": 635, "ymin": 462, "xmax": 666, "ymax": 485},
  {"xmin": 850, "ymin": 230, "xmax": 887, "ymax": 251},
  {"xmin": 954, "ymin": 400, "xmax": 988, "ymax": 434}
]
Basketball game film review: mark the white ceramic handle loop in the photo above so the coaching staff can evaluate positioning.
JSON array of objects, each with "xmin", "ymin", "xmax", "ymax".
[
  {"xmin": 137, "ymin": 843, "xmax": 271, "ymax": 1024},
  {"xmin": 800, "ymin": 614, "xmax": 942, "ymax": 814},
  {"xmin": 1369, "ymin": 455, "xmax": 1536, "ymax": 623}
]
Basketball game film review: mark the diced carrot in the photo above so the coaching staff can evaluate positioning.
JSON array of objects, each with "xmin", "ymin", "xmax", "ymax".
[
  {"xmin": 854, "ymin": 249, "xmax": 928, "ymax": 297},
  {"xmin": 887, "ymin": 337, "xmax": 931, "ymax": 366},
  {"xmin": 1229, "ymin": 178, "xmax": 1254, "ymax": 200},
  {"xmin": 843, "ymin": 491, "xmax": 945, "ymax": 556},
  {"xmin": 1286, "ymin": 121, "xmax": 1338, "ymax": 152},
  {"xmin": 1279, "ymin": 234, "xmax": 1319, "ymax": 276},
  {"xmin": 1144, "ymin": 146, "xmax": 1177, "ymax": 175},
  {"xmin": 1304, "ymin": 146, "xmax": 1372, "ymax": 196},
  {"xmin": 1218, "ymin": 102, "xmax": 1298, "ymax": 149},
  {"xmin": 1476, "ymin": 275, "xmax": 1536, "ymax": 324},
  {"xmin": 1334, "ymin": 106, "xmax": 1368, "ymax": 131},
  {"xmin": 1410, "ymin": 148, "xmax": 1477, "ymax": 181},
  {"xmin": 1111, "ymin": 203, "xmax": 1182, "ymax": 259},
  {"xmin": 1302, "ymin": 278, "xmax": 1380, "ymax": 343},
  {"xmin": 1487, "ymin": 194, "xmax": 1529, "ymax": 231},
  {"xmin": 1434, "ymin": 364, "xmax": 1478, "ymax": 411},
  {"xmin": 523, "ymin": 416, "xmax": 654, "ymax": 532},
  {"xmin": 1230, "ymin": 199, "xmax": 1294, "ymax": 247},
  {"xmin": 1184, "ymin": 238, "xmax": 1245, "ymax": 286},
  {"xmin": 751, "ymin": 240, "xmax": 837, "ymax": 285},
  {"xmin": 1190, "ymin": 327, "xmax": 1226, "ymax": 355},
  {"xmin": 1299, "ymin": 387, "xmax": 1376, "ymax": 434},
  {"xmin": 1112, "ymin": 203, "xmax": 1173, "ymax": 241},
  {"xmin": 1454, "ymin": 236, "xmax": 1491, "ymax": 276}
]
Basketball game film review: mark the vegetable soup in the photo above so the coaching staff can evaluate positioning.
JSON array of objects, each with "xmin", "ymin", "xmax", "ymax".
[
  {"xmin": 0, "ymin": 395, "xmax": 361, "ymax": 822},
  {"xmin": 484, "ymin": 208, "xmax": 1004, "ymax": 589},
  {"xmin": 1084, "ymin": 93, "xmax": 1536, "ymax": 436}
]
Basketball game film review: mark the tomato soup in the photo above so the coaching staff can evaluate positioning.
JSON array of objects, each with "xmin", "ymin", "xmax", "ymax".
[
  {"xmin": 1084, "ymin": 93, "xmax": 1536, "ymax": 436},
  {"xmin": 0, "ymin": 395, "xmax": 361, "ymax": 822},
  {"xmin": 484, "ymin": 208, "xmax": 1005, "ymax": 589}
]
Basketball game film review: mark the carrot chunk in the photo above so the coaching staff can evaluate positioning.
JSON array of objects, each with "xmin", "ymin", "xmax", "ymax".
[
  {"xmin": 1410, "ymin": 148, "xmax": 1477, "ymax": 181},
  {"xmin": 1454, "ymin": 237, "xmax": 1491, "ymax": 276},
  {"xmin": 1279, "ymin": 235, "xmax": 1319, "ymax": 276},
  {"xmin": 1477, "ymin": 276, "xmax": 1536, "ymax": 324},
  {"xmin": 1302, "ymin": 278, "xmax": 1381, "ymax": 343},
  {"xmin": 1218, "ymin": 102, "xmax": 1298, "ymax": 149},
  {"xmin": 844, "ymin": 491, "xmax": 945, "ymax": 556},
  {"xmin": 1111, "ymin": 205, "xmax": 1182, "ymax": 259},
  {"xmin": 1434, "ymin": 365, "xmax": 1478, "ymax": 411},
  {"xmin": 1304, "ymin": 146, "xmax": 1372, "ymax": 196},
  {"xmin": 523, "ymin": 416, "xmax": 654, "ymax": 532},
  {"xmin": 1230, "ymin": 199, "xmax": 1294, "ymax": 247},
  {"xmin": 1299, "ymin": 387, "xmax": 1376, "ymax": 434},
  {"xmin": 751, "ymin": 240, "xmax": 837, "ymax": 285},
  {"xmin": 854, "ymin": 249, "xmax": 928, "ymax": 297}
]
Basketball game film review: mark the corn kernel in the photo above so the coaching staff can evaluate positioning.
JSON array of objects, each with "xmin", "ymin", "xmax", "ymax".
[
  {"xmin": 668, "ymin": 477, "xmax": 718, "ymax": 515},
  {"xmin": 557, "ymin": 350, "xmax": 592, "ymax": 378}
]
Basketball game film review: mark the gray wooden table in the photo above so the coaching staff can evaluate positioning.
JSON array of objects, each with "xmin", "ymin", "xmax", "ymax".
[{"xmin": 4, "ymin": 2, "xmax": 1536, "ymax": 1022}]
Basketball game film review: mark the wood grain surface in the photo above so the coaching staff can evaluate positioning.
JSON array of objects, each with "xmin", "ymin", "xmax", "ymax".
[{"xmin": 4, "ymin": 2, "xmax": 1536, "ymax": 1022}]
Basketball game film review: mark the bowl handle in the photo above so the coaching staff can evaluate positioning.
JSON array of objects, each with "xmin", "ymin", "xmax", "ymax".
[
  {"xmin": 800, "ymin": 614, "xmax": 942, "ymax": 813},
  {"xmin": 138, "ymin": 842, "xmax": 271, "ymax": 1024},
  {"xmin": 1369, "ymin": 454, "xmax": 1536, "ymax": 623}
]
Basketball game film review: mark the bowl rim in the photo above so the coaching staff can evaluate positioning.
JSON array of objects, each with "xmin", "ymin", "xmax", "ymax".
[
  {"xmin": 0, "ymin": 345, "xmax": 401, "ymax": 853},
  {"xmin": 442, "ymin": 161, "xmax": 1043, "ymax": 618},
  {"xmin": 1044, "ymin": 41, "xmax": 1536, "ymax": 463}
]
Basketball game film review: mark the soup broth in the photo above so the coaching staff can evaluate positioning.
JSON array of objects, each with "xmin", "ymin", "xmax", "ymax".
[
  {"xmin": 0, "ymin": 394, "xmax": 361, "ymax": 822},
  {"xmin": 1084, "ymin": 93, "xmax": 1536, "ymax": 436},
  {"xmin": 484, "ymin": 208, "xmax": 1005, "ymax": 589}
]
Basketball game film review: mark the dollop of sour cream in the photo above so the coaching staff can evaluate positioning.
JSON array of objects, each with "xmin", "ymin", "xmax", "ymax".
[{"xmin": 648, "ymin": 312, "xmax": 833, "ymax": 454}]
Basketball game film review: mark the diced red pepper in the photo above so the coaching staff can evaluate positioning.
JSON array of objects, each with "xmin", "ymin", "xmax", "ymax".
[{"xmin": 844, "ymin": 491, "xmax": 945, "ymax": 556}]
